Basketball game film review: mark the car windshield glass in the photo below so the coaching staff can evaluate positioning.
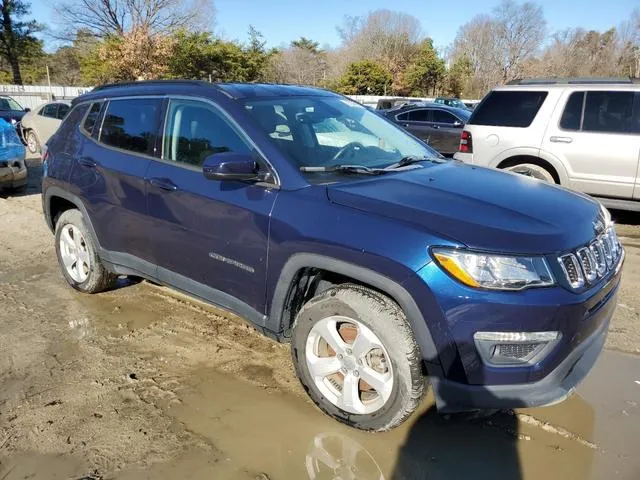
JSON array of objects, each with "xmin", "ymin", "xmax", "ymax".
[
  {"xmin": 243, "ymin": 96, "xmax": 442, "ymax": 173},
  {"xmin": 0, "ymin": 97, "xmax": 22, "ymax": 111}
]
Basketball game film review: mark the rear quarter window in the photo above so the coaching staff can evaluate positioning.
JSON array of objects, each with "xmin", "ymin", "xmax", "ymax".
[{"xmin": 469, "ymin": 91, "xmax": 548, "ymax": 128}]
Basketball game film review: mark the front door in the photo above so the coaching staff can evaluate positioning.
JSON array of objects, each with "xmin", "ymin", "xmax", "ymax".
[
  {"xmin": 146, "ymin": 98, "xmax": 278, "ymax": 316},
  {"xmin": 543, "ymin": 90, "xmax": 640, "ymax": 199},
  {"xmin": 429, "ymin": 109, "xmax": 465, "ymax": 155},
  {"xmin": 396, "ymin": 108, "xmax": 437, "ymax": 148}
]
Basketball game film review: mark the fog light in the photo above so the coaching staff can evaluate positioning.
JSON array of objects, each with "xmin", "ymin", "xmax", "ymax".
[{"xmin": 473, "ymin": 331, "xmax": 561, "ymax": 366}]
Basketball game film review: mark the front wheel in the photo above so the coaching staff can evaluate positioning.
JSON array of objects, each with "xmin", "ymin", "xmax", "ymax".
[
  {"xmin": 25, "ymin": 130, "xmax": 39, "ymax": 154},
  {"xmin": 291, "ymin": 284, "xmax": 425, "ymax": 431},
  {"xmin": 504, "ymin": 163, "xmax": 555, "ymax": 183}
]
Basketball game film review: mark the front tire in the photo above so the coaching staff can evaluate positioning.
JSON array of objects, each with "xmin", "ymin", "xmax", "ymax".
[
  {"xmin": 54, "ymin": 209, "xmax": 117, "ymax": 293},
  {"xmin": 291, "ymin": 284, "xmax": 425, "ymax": 431},
  {"xmin": 25, "ymin": 130, "xmax": 39, "ymax": 154}
]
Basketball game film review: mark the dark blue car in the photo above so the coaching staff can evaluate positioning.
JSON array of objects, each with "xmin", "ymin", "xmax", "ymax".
[{"xmin": 41, "ymin": 81, "xmax": 624, "ymax": 431}]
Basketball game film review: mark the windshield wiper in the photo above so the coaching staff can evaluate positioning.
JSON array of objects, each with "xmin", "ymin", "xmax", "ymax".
[
  {"xmin": 384, "ymin": 155, "xmax": 446, "ymax": 170},
  {"xmin": 299, "ymin": 164, "xmax": 387, "ymax": 175}
]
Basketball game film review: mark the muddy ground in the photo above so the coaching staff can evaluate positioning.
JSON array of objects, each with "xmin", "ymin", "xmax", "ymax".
[{"xmin": 0, "ymin": 159, "xmax": 639, "ymax": 479}]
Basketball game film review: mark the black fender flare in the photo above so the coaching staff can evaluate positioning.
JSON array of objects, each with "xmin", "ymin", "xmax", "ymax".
[
  {"xmin": 267, "ymin": 253, "xmax": 442, "ymax": 375},
  {"xmin": 43, "ymin": 186, "xmax": 102, "ymax": 250}
]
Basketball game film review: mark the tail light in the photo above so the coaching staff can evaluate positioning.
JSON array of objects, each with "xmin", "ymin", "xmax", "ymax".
[{"xmin": 459, "ymin": 130, "xmax": 473, "ymax": 153}]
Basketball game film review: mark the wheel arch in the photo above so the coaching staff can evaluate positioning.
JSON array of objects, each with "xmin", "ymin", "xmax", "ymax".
[
  {"xmin": 44, "ymin": 187, "xmax": 101, "ymax": 251},
  {"xmin": 267, "ymin": 253, "xmax": 442, "ymax": 375},
  {"xmin": 492, "ymin": 150, "xmax": 569, "ymax": 185}
]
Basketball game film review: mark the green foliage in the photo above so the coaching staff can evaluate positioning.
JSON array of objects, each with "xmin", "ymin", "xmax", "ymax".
[
  {"xmin": 0, "ymin": 0, "xmax": 44, "ymax": 84},
  {"xmin": 336, "ymin": 60, "xmax": 392, "ymax": 95},
  {"xmin": 446, "ymin": 54, "xmax": 473, "ymax": 97},
  {"xmin": 291, "ymin": 37, "xmax": 321, "ymax": 53},
  {"xmin": 403, "ymin": 38, "xmax": 445, "ymax": 96},
  {"xmin": 167, "ymin": 27, "xmax": 274, "ymax": 82}
]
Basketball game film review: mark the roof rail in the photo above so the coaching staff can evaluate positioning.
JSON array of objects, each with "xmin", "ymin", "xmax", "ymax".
[
  {"xmin": 507, "ymin": 77, "xmax": 639, "ymax": 85},
  {"xmin": 91, "ymin": 79, "xmax": 213, "ymax": 92}
]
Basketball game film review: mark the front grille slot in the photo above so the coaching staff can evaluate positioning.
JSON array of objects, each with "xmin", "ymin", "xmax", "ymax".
[
  {"xmin": 495, "ymin": 343, "xmax": 541, "ymax": 359},
  {"xmin": 559, "ymin": 225, "xmax": 621, "ymax": 290}
]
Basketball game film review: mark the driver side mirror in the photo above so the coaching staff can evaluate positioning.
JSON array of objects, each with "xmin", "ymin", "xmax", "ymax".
[
  {"xmin": 202, "ymin": 152, "xmax": 271, "ymax": 183},
  {"xmin": 24, "ymin": 107, "xmax": 30, "ymax": 113}
]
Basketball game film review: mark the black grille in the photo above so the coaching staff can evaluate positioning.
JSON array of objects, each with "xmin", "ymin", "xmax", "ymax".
[{"xmin": 496, "ymin": 343, "xmax": 540, "ymax": 359}]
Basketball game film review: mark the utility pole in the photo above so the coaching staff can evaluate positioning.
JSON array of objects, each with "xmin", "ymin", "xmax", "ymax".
[{"xmin": 46, "ymin": 65, "xmax": 53, "ymax": 101}]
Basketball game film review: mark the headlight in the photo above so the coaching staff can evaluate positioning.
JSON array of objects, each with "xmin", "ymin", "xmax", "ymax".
[
  {"xmin": 10, "ymin": 118, "xmax": 16, "ymax": 125},
  {"xmin": 432, "ymin": 248, "xmax": 555, "ymax": 290}
]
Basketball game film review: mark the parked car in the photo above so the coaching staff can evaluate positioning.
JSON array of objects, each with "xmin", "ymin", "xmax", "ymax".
[
  {"xmin": 43, "ymin": 81, "xmax": 623, "ymax": 432},
  {"xmin": 20, "ymin": 101, "xmax": 71, "ymax": 154},
  {"xmin": 434, "ymin": 96, "xmax": 472, "ymax": 111},
  {"xmin": 375, "ymin": 97, "xmax": 423, "ymax": 111},
  {"xmin": 454, "ymin": 78, "xmax": 640, "ymax": 211},
  {"xmin": 385, "ymin": 103, "xmax": 471, "ymax": 155},
  {"xmin": 0, "ymin": 95, "xmax": 30, "ymax": 127},
  {"xmin": 0, "ymin": 118, "xmax": 27, "ymax": 192}
]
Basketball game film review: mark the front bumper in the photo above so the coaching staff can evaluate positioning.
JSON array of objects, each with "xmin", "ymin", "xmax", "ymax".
[
  {"xmin": 431, "ymin": 310, "xmax": 609, "ymax": 412},
  {"xmin": 407, "ymin": 248, "xmax": 623, "ymax": 412}
]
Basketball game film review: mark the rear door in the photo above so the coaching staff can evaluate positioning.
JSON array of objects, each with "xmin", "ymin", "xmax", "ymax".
[
  {"xmin": 542, "ymin": 90, "xmax": 640, "ymax": 199},
  {"xmin": 37, "ymin": 104, "xmax": 62, "ymax": 143},
  {"xmin": 429, "ymin": 109, "xmax": 465, "ymax": 155},
  {"xmin": 395, "ymin": 109, "xmax": 437, "ymax": 148},
  {"xmin": 70, "ymin": 97, "xmax": 163, "ymax": 268}
]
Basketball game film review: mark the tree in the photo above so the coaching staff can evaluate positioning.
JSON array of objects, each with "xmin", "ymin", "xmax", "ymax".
[
  {"xmin": 268, "ymin": 36, "xmax": 328, "ymax": 86},
  {"xmin": 446, "ymin": 54, "xmax": 473, "ymax": 97},
  {"xmin": 451, "ymin": 0, "xmax": 545, "ymax": 95},
  {"xmin": 54, "ymin": 0, "xmax": 215, "ymax": 38},
  {"xmin": 404, "ymin": 38, "xmax": 445, "ymax": 95},
  {"xmin": 336, "ymin": 60, "xmax": 392, "ymax": 95},
  {"xmin": 0, "ymin": 0, "xmax": 42, "ymax": 84},
  {"xmin": 337, "ymin": 9, "xmax": 423, "ymax": 93},
  {"xmin": 98, "ymin": 26, "xmax": 174, "ymax": 81}
]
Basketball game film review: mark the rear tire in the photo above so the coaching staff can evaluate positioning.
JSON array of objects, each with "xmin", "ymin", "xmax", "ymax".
[
  {"xmin": 54, "ymin": 209, "xmax": 117, "ymax": 293},
  {"xmin": 504, "ymin": 163, "xmax": 555, "ymax": 183},
  {"xmin": 291, "ymin": 284, "xmax": 425, "ymax": 431}
]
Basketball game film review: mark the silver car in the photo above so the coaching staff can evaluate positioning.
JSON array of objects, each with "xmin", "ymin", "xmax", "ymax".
[{"xmin": 20, "ymin": 101, "xmax": 70, "ymax": 154}]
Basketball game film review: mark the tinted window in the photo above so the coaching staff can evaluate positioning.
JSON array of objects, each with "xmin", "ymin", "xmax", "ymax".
[
  {"xmin": 432, "ymin": 110, "xmax": 458, "ymax": 124},
  {"xmin": 100, "ymin": 98, "xmax": 162, "ymax": 154},
  {"xmin": 396, "ymin": 112, "xmax": 409, "ymax": 121},
  {"xmin": 163, "ymin": 99, "xmax": 250, "ymax": 166},
  {"xmin": 83, "ymin": 102, "xmax": 102, "ymax": 135},
  {"xmin": 407, "ymin": 109, "xmax": 428, "ymax": 122},
  {"xmin": 0, "ymin": 97, "xmax": 22, "ymax": 111},
  {"xmin": 470, "ymin": 91, "xmax": 548, "ymax": 127},
  {"xmin": 41, "ymin": 104, "xmax": 58, "ymax": 118},
  {"xmin": 56, "ymin": 104, "xmax": 70, "ymax": 120},
  {"xmin": 560, "ymin": 92, "xmax": 584, "ymax": 131},
  {"xmin": 48, "ymin": 103, "xmax": 89, "ymax": 149},
  {"xmin": 582, "ymin": 91, "xmax": 636, "ymax": 134}
]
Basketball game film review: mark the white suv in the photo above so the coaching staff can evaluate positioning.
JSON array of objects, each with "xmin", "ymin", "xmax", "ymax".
[{"xmin": 454, "ymin": 79, "xmax": 640, "ymax": 211}]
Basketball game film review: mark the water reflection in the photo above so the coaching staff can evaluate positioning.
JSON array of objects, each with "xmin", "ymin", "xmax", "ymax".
[{"xmin": 305, "ymin": 432, "xmax": 385, "ymax": 480}]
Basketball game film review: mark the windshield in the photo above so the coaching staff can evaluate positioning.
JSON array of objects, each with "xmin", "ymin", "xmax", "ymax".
[
  {"xmin": 0, "ymin": 97, "xmax": 22, "ymax": 111},
  {"xmin": 243, "ymin": 96, "xmax": 442, "ymax": 172}
]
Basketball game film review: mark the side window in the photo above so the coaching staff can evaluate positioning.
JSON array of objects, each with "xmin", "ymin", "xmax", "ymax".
[
  {"xmin": 432, "ymin": 110, "xmax": 458, "ymax": 124},
  {"xmin": 41, "ymin": 104, "xmax": 58, "ymax": 118},
  {"xmin": 163, "ymin": 99, "xmax": 251, "ymax": 167},
  {"xmin": 582, "ymin": 91, "xmax": 636, "ymax": 134},
  {"xmin": 100, "ymin": 98, "xmax": 162, "ymax": 155},
  {"xmin": 407, "ymin": 109, "xmax": 429, "ymax": 122},
  {"xmin": 83, "ymin": 102, "xmax": 103, "ymax": 135},
  {"xmin": 559, "ymin": 92, "xmax": 584, "ymax": 131},
  {"xmin": 56, "ymin": 104, "xmax": 70, "ymax": 120},
  {"xmin": 396, "ymin": 112, "xmax": 409, "ymax": 121},
  {"xmin": 470, "ymin": 91, "xmax": 548, "ymax": 127}
]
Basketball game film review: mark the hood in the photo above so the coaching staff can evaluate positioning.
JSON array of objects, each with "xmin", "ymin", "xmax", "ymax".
[
  {"xmin": 326, "ymin": 162, "xmax": 602, "ymax": 254},
  {"xmin": 0, "ymin": 110, "xmax": 25, "ymax": 123}
]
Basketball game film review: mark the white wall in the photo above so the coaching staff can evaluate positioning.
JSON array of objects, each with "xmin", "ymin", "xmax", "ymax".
[{"xmin": 0, "ymin": 85, "xmax": 92, "ymax": 110}]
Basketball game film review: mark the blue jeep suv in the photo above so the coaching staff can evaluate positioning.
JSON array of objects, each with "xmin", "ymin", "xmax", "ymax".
[{"xmin": 42, "ymin": 81, "xmax": 624, "ymax": 431}]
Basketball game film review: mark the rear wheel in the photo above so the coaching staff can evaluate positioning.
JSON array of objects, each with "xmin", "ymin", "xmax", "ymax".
[
  {"xmin": 504, "ymin": 163, "xmax": 555, "ymax": 183},
  {"xmin": 291, "ymin": 284, "xmax": 425, "ymax": 431},
  {"xmin": 54, "ymin": 209, "xmax": 117, "ymax": 293},
  {"xmin": 25, "ymin": 130, "xmax": 39, "ymax": 154}
]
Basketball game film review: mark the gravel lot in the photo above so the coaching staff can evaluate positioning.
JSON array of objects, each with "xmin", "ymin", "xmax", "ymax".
[{"xmin": 0, "ymin": 158, "xmax": 639, "ymax": 479}]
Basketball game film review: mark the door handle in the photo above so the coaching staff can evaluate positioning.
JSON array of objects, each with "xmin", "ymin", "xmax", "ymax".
[
  {"xmin": 78, "ymin": 156, "xmax": 98, "ymax": 168},
  {"xmin": 432, "ymin": 125, "xmax": 440, "ymax": 129},
  {"xmin": 403, "ymin": 123, "xmax": 409, "ymax": 128},
  {"xmin": 148, "ymin": 177, "xmax": 178, "ymax": 191},
  {"xmin": 550, "ymin": 136, "xmax": 573, "ymax": 144}
]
